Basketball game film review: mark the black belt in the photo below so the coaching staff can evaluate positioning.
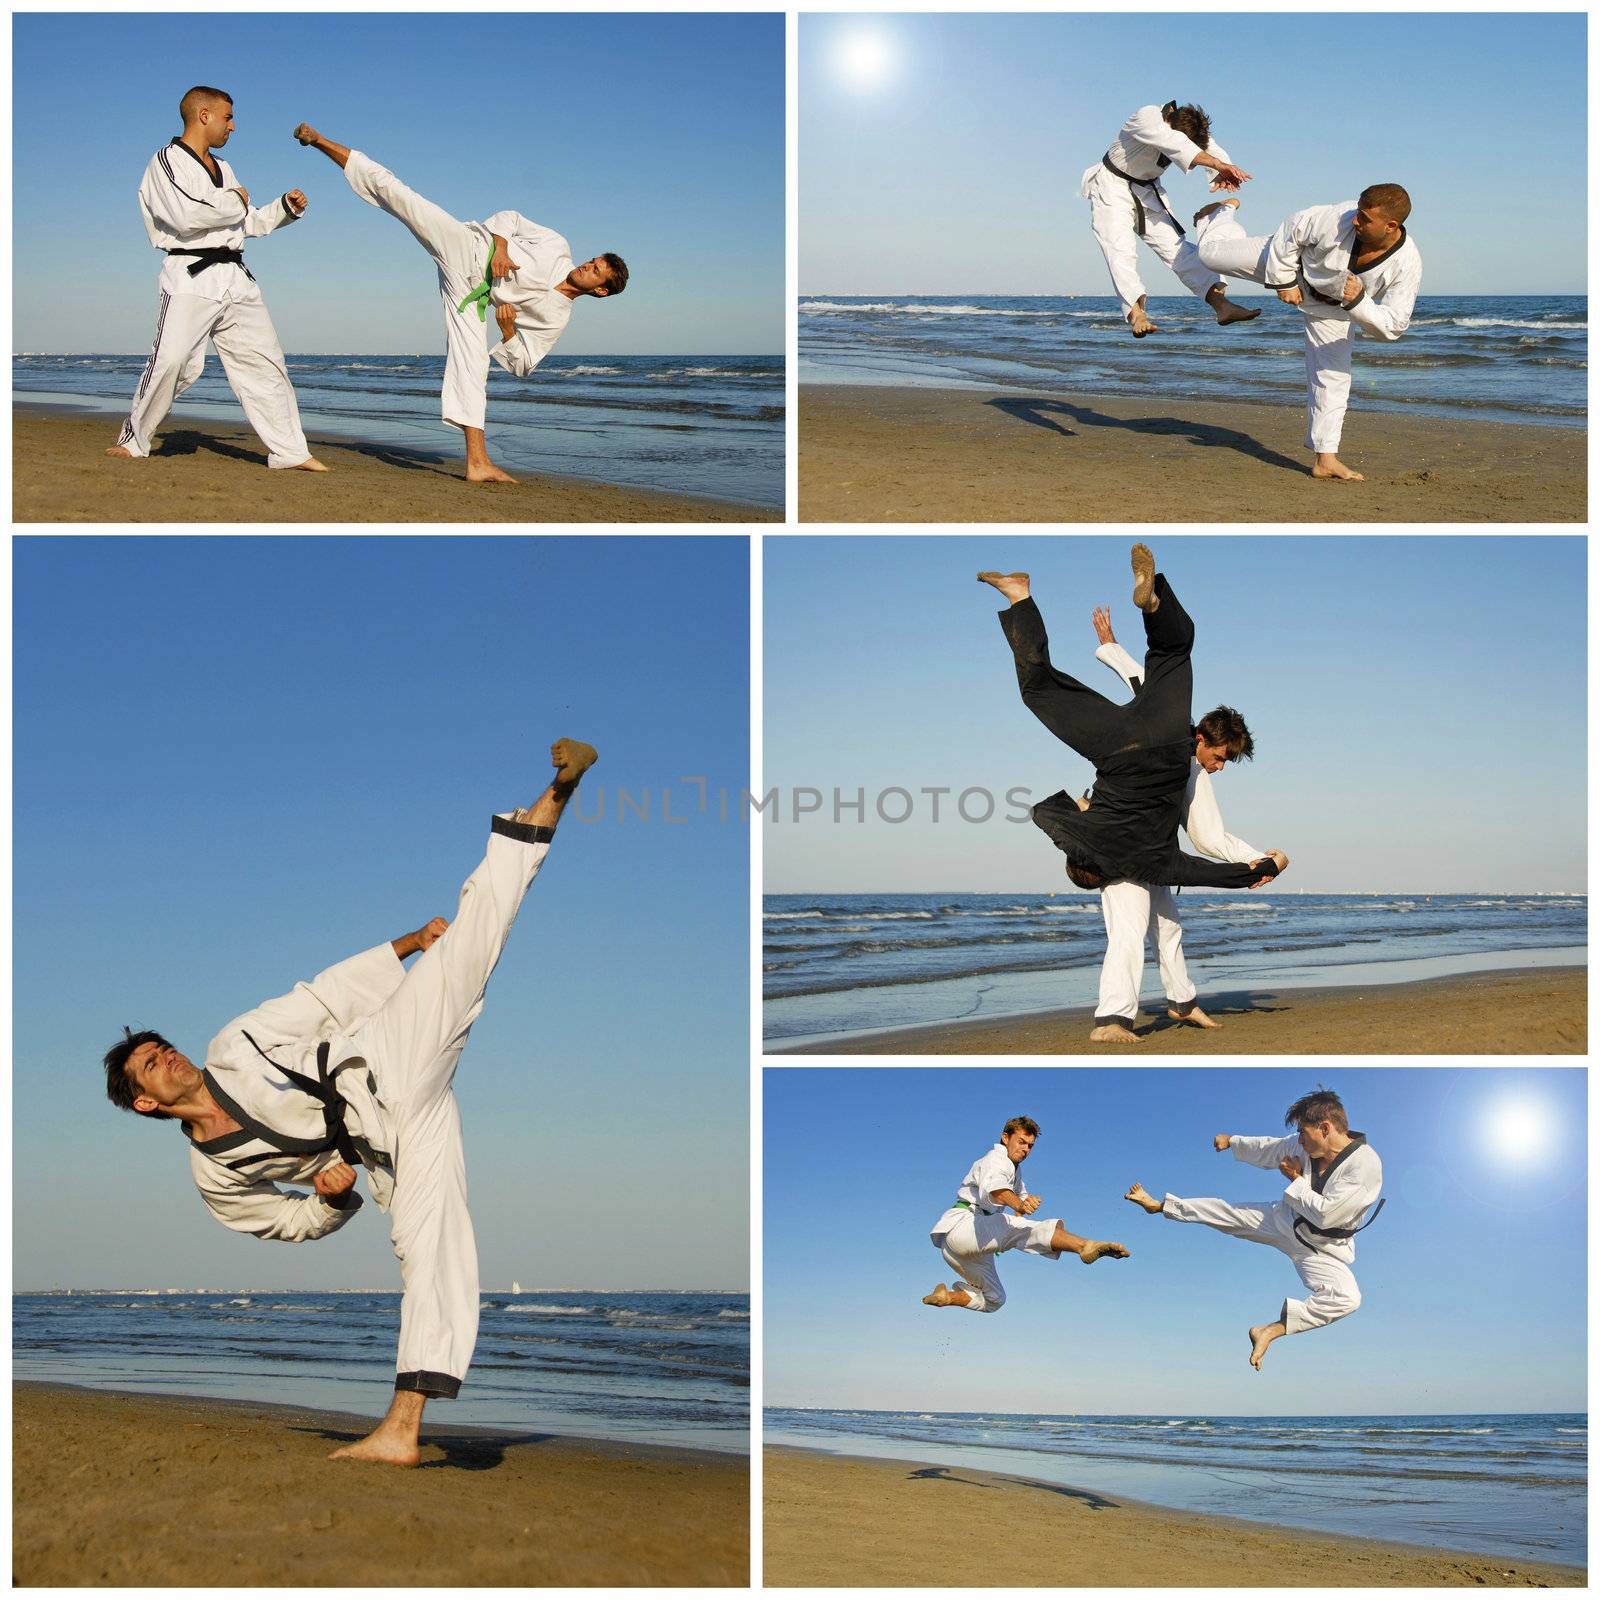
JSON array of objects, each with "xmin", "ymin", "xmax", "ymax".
[
  {"xmin": 276, "ymin": 1041, "xmax": 361, "ymax": 1166},
  {"xmin": 1293, "ymin": 1197, "xmax": 1385, "ymax": 1249},
  {"xmin": 166, "ymin": 247, "xmax": 254, "ymax": 282},
  {"xmin": 1100, "ymin": 154, "xmax": 1182, "ymax": 239},
  {"xmin": 238, "ymin": 1032, "xmax": 388, "ymax": 1170}
]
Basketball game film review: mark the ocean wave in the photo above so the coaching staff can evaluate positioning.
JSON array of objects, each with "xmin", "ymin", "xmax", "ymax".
[
  {"xmin": 503, "ymin": 1304, "xmax": 594, "ymax": 1316},
  {"xmin": 1418, "ymin": 316, "xmax": 1586, "ymax": 331},
  {"xmin": 799, "ymin": 300, "xmax": 1068, "ymax": 318}
]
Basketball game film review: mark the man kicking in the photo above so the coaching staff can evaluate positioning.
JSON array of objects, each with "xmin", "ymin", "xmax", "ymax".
[
  {"xmin": 1193, "ymin": 187, "xmax": 1422, "ymax": 480},
  {"xmin": 924, "ymin": 1116, "xmax": 1128, "ymax": 1312},
  {"xmin": 102, "ymin": 737, "xmax": 597, "ymax": 1464},
  {"xmin": 1080, "ymin": 101, "xmax": 1260, "ymax": 338},
  {"xmin": 1125, "ymin": 1088, "xmax": 1384, "ymax": 1369},
  {"xmin": 109, "ymin": 86, "xmax": 329, "ymax": 471},
  {"xmin": 292, "ymin": 123, "xmax": 627, "ymax": 484},
  {"xmin": 979, "ymin": 548, "xmax": 1288, "ymax": 897},
  {"xmin": 1084, "ymin": 605, "xmax": 1277, "ymax": 1043}
]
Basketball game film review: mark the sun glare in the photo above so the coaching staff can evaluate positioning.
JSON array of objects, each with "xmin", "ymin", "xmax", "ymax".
[
  {"xmin": 835, "ymin": 29, "xmax": 896, "ymax": 90},
  {"xmin": 1481, "ymin": 1094, "xmax": 1553, "ymax": 1166}
]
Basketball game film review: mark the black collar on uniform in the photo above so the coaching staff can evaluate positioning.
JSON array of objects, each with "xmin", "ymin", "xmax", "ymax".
[
  {"xmin": 170, "ymin": 135, "xmax": 223, "ymax": 188},
  {"xmin": 1348, "ymin": 217, "xmax": 1408, "ymax": 275},
  {"xmin": 1310, "ymin": 1130, "xmax": 1367, "ymax": 1194}
]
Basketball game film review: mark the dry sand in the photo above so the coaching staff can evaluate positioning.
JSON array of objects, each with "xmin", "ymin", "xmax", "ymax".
[
  {"xmin": 14, "ymin": 1383, "xmax": 748, "ymax": 1586},
  {"xmin": 764, "ymin": 1447, "xmax": 1584, "ymax": 1587},
  {"xmin": 13, "ymin": 408, "xmax": 779, "ymax": 523},
  {"xmin": 771, "ymin": 965, "xmax": 1585, "ymax": 1055},
  {"xmin": 799, "ymin": 384, "xmax": 1586, "ymax": 522}
]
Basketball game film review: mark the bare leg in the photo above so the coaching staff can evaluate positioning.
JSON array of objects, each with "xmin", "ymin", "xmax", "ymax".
[
  {"xmin": 921, "ymin": 1282, "xmax": 973, "ymax": 1308},
  {"xmin": 1312, "ymin": 452, "xmax": 1365, "ymax": 483},
  {"xmin": 1124, "ymin": 1182, "xmax": 1164, "ymax": 1214},
  {"xmin": 1204, "ymin": 282, "xmax": 1261, "ymax": 327},
  {"xmin": 464, "ymin": 426, "xmax": 517, "ymax": 485},
  {"xmin": 1128, "ymin": 293, "xmax": 1157, "ymax": 338},
  {"xmin": 976, "ymin": 570, "xmax": 1030, "ymax": 605},
  {"xmin": 1050, "ymin": 1222, "xmax": 1129, "ymax": 1262},
  {"xmin": 293, "ymin": 123, "xmax": 350, "ymax": 168},
  {"xmin": 513, "ymin": 738, "xmax": 598, "ymax": 831},
  {"xmin": 1249, "ymin": 1319, "xmax": 1287, "ymax": 1370},
  {"xmin": 330, "ymin": 1388, "xmax": 425, "ymax": 1466}
]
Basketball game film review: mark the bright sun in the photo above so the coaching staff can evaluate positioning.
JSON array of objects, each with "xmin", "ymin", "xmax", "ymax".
[
  {"xmin": 835, "ymin": 29, "xmax": 896, "ymax": 90},
  {"xmin": 1483, "ymin": 1095, "xmax": 1552, "ymax": 1165}
]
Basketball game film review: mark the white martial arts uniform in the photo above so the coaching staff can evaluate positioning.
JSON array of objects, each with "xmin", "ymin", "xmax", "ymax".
[
  {"xmin": 1080, "ymin": 104, "xmax": 1233, "ymax": 320},
  {"xmin": 1091, "ymin": 640, "xmax": 1264, "ymax": 1024},
  {"xmin": 1195, "ymin": 200, "xmax": 1422, "ymax": 451},
  {"xmin": 928, "ymin": 1144, "xmax": 1061, "ymax": 1313},
  {"xmin": 1163, "ymin": 1133, "xmax": 1383, "ymax": 1335},
  {"xmin": 186, "ymin": 812, "xmax": 551, "ymax": 1396},
  {"xmin": 115, "ymin": 139, "xmax": 312, "ymax": 467},
  {"xmin": 341, "ymin": 151, "xmax": 575, "ymax": 433}
]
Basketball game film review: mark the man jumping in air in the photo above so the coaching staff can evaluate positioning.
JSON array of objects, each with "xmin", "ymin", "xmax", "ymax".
[
  {"xmin": 292, "ymin": 123, "xmax": 628, "ymax": 484},
  {"xmin": 923, "ymin": 1116, "xmax": 1129, "ymax": 1313},
  {"xmin": 1125, "ymin": 1087, "xmax": 1384, "ymax": 1369},
  {"xmin": 103, "ymin": 737, "xmax": 597, "ymax": 1465}
]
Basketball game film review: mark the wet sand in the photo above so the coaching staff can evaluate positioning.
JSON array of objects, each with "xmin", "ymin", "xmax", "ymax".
[
  {"xmin": 763, "ymin": 1447, "xmax": 1584, "ymax": 1587},
  {"xmin": 13, "ymin": 408, "xmax": 778, "ymax": 523},
  {"xmin": 799, "ymin": 384, "xmax": 1586, "ymax": 522},
  {"xmin": 771, "ymin": 965, "xmax": 1586, "ymax": 1055},
  {"xmin": 14, "ymin": 1382, "xmax": 748, "ymax": 1586}
]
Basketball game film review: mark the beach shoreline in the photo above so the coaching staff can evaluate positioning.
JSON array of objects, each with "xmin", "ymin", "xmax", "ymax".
[
  {"xmin": 798, "ymin": 382, "xmax": 1586, "ymax": 521},
  {"xmin": 762, "ymin": 1444, "xmax": 1584, "ymax": 1587},
  {"xmin": 13, "ymin": 405, "xmax": 780, "ymax": 522},
  {"xmin": 14, "ymin": 1380, "xmax": 749, "ymax": 1585},
  {"xmin": 769, "ymin": 964, "xmax": 1586, "ymax": 1054}
]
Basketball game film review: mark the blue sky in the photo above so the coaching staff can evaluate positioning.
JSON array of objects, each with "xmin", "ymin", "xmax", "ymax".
[
  {"xmin": 14, "ymin": 13, "xmax": 783, "ymax": 355},
  {"xmin": 765, "ymin": 1067, "xmax": 1587, "ymax": 1415},
  {"xmin": 14, "ymin": 536, "xmax": 749, "ymax": 1292},
  {"xmin": 764, "ymin": 536, "xmax": 1587, "ymax": 894},
  {"xmin": 801, "ymin": 13, "xmax": 1587, "ymax": 295}
]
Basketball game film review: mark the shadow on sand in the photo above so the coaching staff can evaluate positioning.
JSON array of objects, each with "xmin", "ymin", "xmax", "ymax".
[
  {"xmin": 154, "ymin": 430, "xmax": 463, "ymax": 479},
  {"xmin": 908, "ymin": 1465, "xmax": 1119, "ymax": 1511},
  {"xmin": 1135, "ymin": 990, "xmax": 1291, "ymax": 1037},
  {"xmin": 296, "ymin": 1424, "xmax": 558, "ymax": 1472}
]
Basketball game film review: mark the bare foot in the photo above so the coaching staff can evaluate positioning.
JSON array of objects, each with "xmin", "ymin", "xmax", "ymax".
[
  {"xmin": 921, "ymin": 1282, "xmax": 953, "ymax": 1307},
  {"xmin": 551, "ymin": 738, "xmax": 598, "ymax": 786},
  {"xmin": 1128, "ymin": 295, "xmax": 1157, "ymax": 338},
  {"xmin": 104, "ymin": 446, "xmax": 136, "ymax": 459},
  {"xmin": 1193, "ymin": 198, "xmax": 1241, "ymax": 227},
  {"xmin": 1169, "ymin": 1005, "xmax": 1223, "ymax": 1029},
  {"xmin": 976, "ymin": 570, "xmax": 1030, "ymax": 605},
  {"xmin": 1130, "ymin": 543, "xmax": 1157, "ymax": 612},
  {"xmin": 329, "ymin": 1430, "xmax": 421, "ymax": 1467},
  {"xmin": 291, "ymin": 456, "xmax": 331, "ymax": 472},
  {"xmin": 1076, "ymin": 1240, "xmax": 1130, "ymax": 1264},
  {"xmin": 1205, "ymin": 287, "xmax": 1261, "ymax": 326},
  {"xmin": 1248, "ymin": 1322, "xmax": 1284, "ymax": 1371},
  {"xmin": 1089, "ymin": 1021, "xmax": 1140, "ymax": 1044},
  {"xmin": 466, "ymin": 462, "xmax": 519, "ymax": 484},
  {"xmin": 292, "ymin": 122, "xmax": 319, "ymax": 145},
  {"xmin": 1312, "ymin": 453, "xmax": 1364, "ymax": 482},
  {"xmin": 1124, "ymin": 1182, "xmax": 1163, "ymax": 1214}
]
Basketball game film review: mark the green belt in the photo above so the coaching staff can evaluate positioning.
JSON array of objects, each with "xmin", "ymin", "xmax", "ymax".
[
  {"xmin": 954, "ymin": 1199, "xmax": 971, "ymax": 1210},
  {"xmin": 457, "ymin": 243, "xmax": 495, "ymax": 322}
]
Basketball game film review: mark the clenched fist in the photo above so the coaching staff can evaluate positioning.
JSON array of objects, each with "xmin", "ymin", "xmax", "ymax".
[{"xmin": 314, "ymin": 1162, "xmax": 357, "ymax": 1198}]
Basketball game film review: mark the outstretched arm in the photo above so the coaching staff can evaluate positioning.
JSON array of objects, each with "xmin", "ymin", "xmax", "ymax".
[
  {"xmin": 1091, "ymin": 606, "xmax": 1144, "ymax": 697},
  {"xmin": 1166, "ymin": 848, "xmax": 1285, "ymax": 889},
  {"xmin": 243, "ymin": 189, "xmax": 307, "ymax": 237}
]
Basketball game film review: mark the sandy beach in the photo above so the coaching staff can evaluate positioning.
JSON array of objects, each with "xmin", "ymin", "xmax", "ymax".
[
  {"xmin": 14, "ymin": 1382, "xmax": 748, "ymax": 1586},
  {"xmin": 764, "ymin": 1447, "xmax": 1583, "ymax": 1587},
  {"xmin": 13, "ymin": 408, "xmax": 779, "ymax": 523},
  {"xmin": 799, "ymin": 384, "xmax": 1586, "ymax": 522},
  {"xmin": 771, "ymin": 965, "xmax": 1585, "ymax": 1055}
]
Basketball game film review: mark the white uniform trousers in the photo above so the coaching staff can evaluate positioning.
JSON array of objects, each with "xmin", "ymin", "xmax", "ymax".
[
  {"xmin": 343, "ymin": 150, "xmax": 491, "ymax": 433},
  {"xmin": 1194, "ymin": 209, "xmax": 1356, "ymax": 452},
  {"xmin": 930, "ymin": 1209, "xmax": 1061, "ymax": 1313},
  {"xmin": 1083, "ymin": 164, "xmax": 1221, "ymax": 321},
  {"xmin": 115, "ymin": 267, "xmax": 311, "ymax": 467},
  {"xmin": 1162, "ymin": 1192, "xmax": 1362, "ymax": 1335},
  {"xmin": 1096, "ymin": 881, "xmax": 1196, "ymax": 1022},
  {"xmin": 345, "ymin": 820, "xmax": 551, "ymax": 1391}
]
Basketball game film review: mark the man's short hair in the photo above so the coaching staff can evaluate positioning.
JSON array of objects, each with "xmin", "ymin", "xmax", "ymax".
[
  {"xmin": 1285, "ymin": 1088, "xmax": 1349, "ymax": 1134},
  {"xmin": 600, "ymin": 252, "xmax": 629, "ymax": 296},
  {"xmin": 1195, "ymin": 706, "xmax": 1253, "ymax": 762},
  {"xmin": 1163, "ymin": 102, "xmax": 1212, "ymax": 150},
  {"xmin": 1359, "ymin": 183, "xmax": 1411, "ymax": 225},
  {"xmin": 179, "ymin": 85, "xmax": 232, "ymax": 123},
  {"xmin": 1002, "ymin": 1116, "xmax": 1040, "ymax": 1138},
  {"xmin": 104, "ymin": 1026, "xmax": 170, "ymax": 1115},
  {"xmin": 1065, "ymin": 854, "xmax": 1107, "ymax": 891}
]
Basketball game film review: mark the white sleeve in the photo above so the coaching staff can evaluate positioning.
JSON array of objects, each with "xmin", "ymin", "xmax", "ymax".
[
  {"xmin": 142, "ymin": 148, "xmax": 247, "ymax": 237},
  {"xmin": 242, "ymin": 194, "xmax": 302, "ymax": 239},
  {"xmin": 1123, "ymin": 105, "xmax": 1205, "ymax": 172},
  {"xmin": 1229, "ymin": 1134, "xmax": 1300, "ymax": 1169},
  {"xmin": 975, "ymin": 1150, "xmax": 1018, "ymax": 1201},
  {"xmin": 482, "ymin": 211, "xmax": 564, "ymax": 251},
  {"xmin": 1094, "ymin": 640, "xmax": 1143, "ymax": 693},
  {"xmin": 488, "ymin": 331, "xmax": 538, "ymax": 379},
  {"xmin": 1263, "ymin": 212, "xmax": 1308, "ymax": 290},
  {"xmin": 224, "ymin": 945, "xmax": 406, "ymax": 1045},
  {"xmin": 193, "ymin": 1160, "xmax": 363, "ymax": 1243},
  {"xmin": 1182, "ymin": 769, "xmax": 1263, "ymax": 864},
  {"xmin": 1284, "ymin": 1154, "xmax": 1382, "ymax": 1231},
  {"xmin": 1347, "ymin": 256, "xmax": 1420, "ymax": 342}
]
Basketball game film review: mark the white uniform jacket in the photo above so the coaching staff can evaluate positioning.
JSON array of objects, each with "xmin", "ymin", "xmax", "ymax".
[
  {"xmin": 931, "ymin": 1143, "xmax": 1029, "ymax": 1239},
  {"xmin": 140, "ymin": 138, "xmax": 300, "ymax": 261},
  {"xmin": 1263, "ymin": 200, "xmax": 1422, "ymax": 340},
  {"xmin": 1081, "ymin": 104, "xmax": 1233, "ymax": 195},
  {"xmin": 484, "ymin": 211, "xmax": 576, "ymax": 378},
  {"xmin": 187, "ymin": 943, "xmax": 409, "ymax": 1242},
  {"xmin": 1227, "ymin": 1133, "xmax": 1384, "ymax": 1264},
  {"xmin": 1094, "ymin": 640, "xmax": 1263, "ymax": 868}
]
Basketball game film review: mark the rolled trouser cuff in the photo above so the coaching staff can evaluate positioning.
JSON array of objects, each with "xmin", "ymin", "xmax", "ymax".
[{"xmin": 395, "ymin": 1368, "xmax": 462, "ymax": 1398}]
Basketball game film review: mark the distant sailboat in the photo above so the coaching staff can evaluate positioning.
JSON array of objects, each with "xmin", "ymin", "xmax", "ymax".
[{"xmin": 511, "ymin": 1281, "xmax": 522, "ymax": 1295}]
